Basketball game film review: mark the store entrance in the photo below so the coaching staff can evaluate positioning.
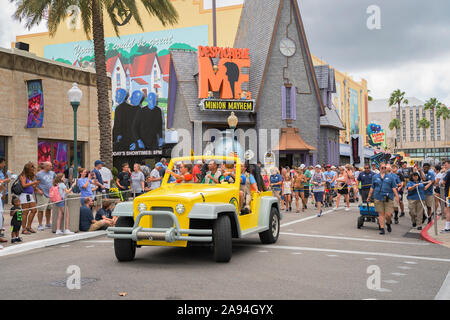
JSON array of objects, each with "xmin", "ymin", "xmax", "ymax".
[{"xmin": 279, "ymin": 154, "xmax": 293, "ymax": 168}]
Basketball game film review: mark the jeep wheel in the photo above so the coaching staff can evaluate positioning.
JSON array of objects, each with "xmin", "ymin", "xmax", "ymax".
[
  {"xmin": 259, "ymin": 207, "xmax": 280, "ymax": 244},
  {"xmin": 213, "ymin": 215, "xmax": 232, "ymax": 263},
  {"xmin": 114, "ymin": 217, "xmax": 136, "ymax": 262}
]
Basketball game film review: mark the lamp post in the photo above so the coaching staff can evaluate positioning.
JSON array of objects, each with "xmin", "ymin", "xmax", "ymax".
[{"xmin": 68, "ymin": 83, "xmax": 83, "ymax": 173}]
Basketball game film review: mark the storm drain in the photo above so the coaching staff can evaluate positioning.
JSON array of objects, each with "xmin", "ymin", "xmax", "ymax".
[{"xmin": 50, "ymin": 277, "xmax": 99, "ymax": 287}]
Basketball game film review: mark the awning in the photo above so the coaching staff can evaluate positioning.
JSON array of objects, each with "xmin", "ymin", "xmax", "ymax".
[{"xmin": 274, "ymin": 128, "xmax": 317, "ymax": 152}]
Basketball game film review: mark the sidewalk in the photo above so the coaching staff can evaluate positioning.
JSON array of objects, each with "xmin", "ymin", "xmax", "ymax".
[
  {"xmin": 0, "ymin": 209, "xmax": 107, "ymax": 256},
  {"xmin": 424, "ymin": 215, "xmax": 450, "ymax": 248}
]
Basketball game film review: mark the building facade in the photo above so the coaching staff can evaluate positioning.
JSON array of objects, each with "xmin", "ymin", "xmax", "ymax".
[
  {"xmin": 369, "ymin": 98, "xmax": 450, "ymax": 161},
  {"xmin": 0, "ymin": 47, "xmax": 103, "ymax": 174},
  {"xmin": 312, "ymin": 56, "xmax": 369, "ymax": 146},
  {"xmin": 168, "ymin": 0, "xmax": 343, "ymax": 166}
]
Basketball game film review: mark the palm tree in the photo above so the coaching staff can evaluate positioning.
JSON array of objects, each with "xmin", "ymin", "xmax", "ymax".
[
  {"xmin": 388, "ymin": 118, "xmax": 401, "ymax": 151},
  {"xmin": 424, "ymin": 98, "xmax": 440, "ymax": 153},
  {"xmin": 418, "ymin": 118, "xmax": 431, "ymax": 159},
  {"xmin": 389, "ymin": 89, "xmax": 408, "ymax": 151},
  {"xmin": 11, "ymin": 0, "xmax": 179, "ymax": 168}
]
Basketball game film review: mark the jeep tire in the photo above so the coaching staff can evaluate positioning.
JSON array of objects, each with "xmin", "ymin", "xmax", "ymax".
[
  {"xmin": 259, "ymin": 207, "xmax": 280, "ymax": 244},
  {"xmin": 114, "ymin": 217, "xmax": 136, "ymax": 262},
  {"xmin": 213, "ymin": 215, "xmax": 232, "ymax": 263}
]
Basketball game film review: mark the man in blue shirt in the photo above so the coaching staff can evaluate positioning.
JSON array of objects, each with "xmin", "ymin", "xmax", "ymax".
[
  {"xmin": 367, "ymin": 163, "xmax": 399, "ymax": 235},
  {"xmin": 357, "ymin": 164, "xmax": 374, "ymax": 203},
  {"xmin": 406, "ymin": 172, "xmax": 431, "ymax": 230},
  {"xmin": 420, "ymin": 163, "xmax": 436, "ymax": 224}
]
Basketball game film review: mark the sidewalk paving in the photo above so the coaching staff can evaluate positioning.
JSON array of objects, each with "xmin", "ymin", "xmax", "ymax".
[
  {"xmin": 0, "ymin": 208, "xmax": 107, "ymax": 256},
  {"xmin": 425, "ymin": 215, "xmax": 450, "ymax": 248}
]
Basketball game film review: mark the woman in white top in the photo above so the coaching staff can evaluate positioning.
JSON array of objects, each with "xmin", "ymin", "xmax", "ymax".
[
  {"xmin": 335, "ymin": 166, "xmax": 350, "ymax": 211},
  {"xmin": 282, "ymin": 172, "xmax": 293, "ymax": 212}
]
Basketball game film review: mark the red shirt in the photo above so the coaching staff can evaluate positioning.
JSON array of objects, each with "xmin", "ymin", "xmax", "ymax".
[
  {"xmin": 192, "ymin": 165, "xmax": 201, "ymax": 182},
  {"xmin": 177, "ymin": 173, "xmax": 193, "ymax": 184}
]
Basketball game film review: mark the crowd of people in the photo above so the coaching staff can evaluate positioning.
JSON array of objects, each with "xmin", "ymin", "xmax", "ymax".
[{"xmin": 1, "ymin": 156, "xmax": 449, "ymax": 247}]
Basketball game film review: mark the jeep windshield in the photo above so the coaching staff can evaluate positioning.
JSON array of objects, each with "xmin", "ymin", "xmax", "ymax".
[{"xmin": 162, "ymin": 156, "xmax": 241, "ymax": 186}]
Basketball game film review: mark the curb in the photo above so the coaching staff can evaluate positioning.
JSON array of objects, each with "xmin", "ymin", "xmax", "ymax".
[
  {"xmin": 0, "ymin": 230, "xmax": 108, "ymax": 257},
  {"xmin": 421, "ymin": 219, "xmax": 444, "ymax": 245}
]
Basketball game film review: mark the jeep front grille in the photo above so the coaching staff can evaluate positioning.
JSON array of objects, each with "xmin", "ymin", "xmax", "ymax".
[{"xmin": 150, "ymin": 207, "xmax": 174, "ymax": 228}]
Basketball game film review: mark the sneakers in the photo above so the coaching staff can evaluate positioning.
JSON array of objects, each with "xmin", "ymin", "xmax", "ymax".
[
  {"xmin": 440, "ymin": 229, "xmax": 450, "ymax": 234},
  {"xmin": 386, "ymin": 223, "xmax": 392, "ymax": 233},
  {"xmin": 317, "ymin": 210, "xmax": 322, "ymax": 217},
  {"xmin": 45, "ymin": 224, "xmax": 52, "ymax": 229},
  {"xmin": 379, "ymin": 228, "xmax": 385, "ymax": 235},
  {"xmin": 56, "ymin": 230, "xmax": 64, "ymax": 235},
  {"xmin": 37, "ymin": 225, "xmax": 45, "ymax": 231},
  {"xmin": 417, "ymin": 226, "xmax": 422, "ymax": 231},
  {"xmin": 412, "ymin": 223, "xmax": 417, "ymax": 228},
  {"xmin": 394, "ymin": 218, "xmax": 399, "ymax": 225},
  {"xmin": 64, "ymin": 229, "xmax": 74, "ymax": 235},
  {"xmin": 345, "ymin": 207, "xmax": 350, "ymax": 212},
  {"xmin": 399, "ymin": 212, "xmax": 405, "ymax": 217},
  {"xmin": 333, "ymin": 207, "xmax": 339, "ymax": 211}
]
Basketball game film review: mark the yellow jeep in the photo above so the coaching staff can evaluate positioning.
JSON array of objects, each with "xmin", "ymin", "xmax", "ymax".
[{"xmin": 107, "ymin": 156, "xmax": 281, "ymax": 263}]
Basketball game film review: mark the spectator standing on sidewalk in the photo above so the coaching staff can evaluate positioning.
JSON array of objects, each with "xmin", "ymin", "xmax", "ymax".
[
  {"xmin": 99, "ymin": 164, "xmax": 113, "ymax": 195},
  {"xmin": 10, "ymin": 197, "xmax": 23, "ymax": 244},
  {"xmin": 148, "ymin": 162, "xmax": 164, "ymax": 190},
  {"xmin": 0, "ymin": 157, "xmax": 10, "ymax": 242},
  {"xmin": 367, "ymin": 163, "xmax": 399, "ymax": 235},
  {"xmin": 270, "ymin": 167, "xmax": 283, "ymax": 210},
  {"xmin": 35, "ymin": 161, "xmax": 56, "ymax": 231},
  {"xmin": 440, "ymin": 160, "xmax": 450, "ymax": 233},
  {"xmin": 281, "ymin": 172, "xmax": 293, "ymax": 212},
  {"xmin": 77, "ymin": 168, "xmax": 95, "ymax": 205},
  {"xmin": 116, "ymin": 163, "xmax": 131, "ymax": 201},
  {"xmin": 140, "ymin": 161, "xmax": 151, "ymax": 180},
  {"xmin": 92, "ymin": 160, "xmax": 106, "ymax": 207},
  {"xmin": 51, "ymin": 173, "xmax": 74, "ymax": 235},
  {"xmin": 19, "ymin": 162, "xmax": 39, "ymax": 235},
  {"xmin": 131, "ymin": 163, "xmax": 145, "ymax": 197}
]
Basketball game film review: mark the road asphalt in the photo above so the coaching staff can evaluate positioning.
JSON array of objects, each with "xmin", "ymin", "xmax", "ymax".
[{"xmin": 1, "ymin": 202, "xmax": 450, "ymax": 300}]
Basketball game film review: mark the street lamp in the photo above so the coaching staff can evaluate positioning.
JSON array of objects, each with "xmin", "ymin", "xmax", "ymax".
[{"xmin": 68, "ymin": 83, "xmax": 83, "ymax": 173}]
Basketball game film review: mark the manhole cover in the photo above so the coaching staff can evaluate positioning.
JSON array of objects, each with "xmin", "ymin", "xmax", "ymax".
[{"xmin": 50, "ymin": 277, "xmax": 99, "ymax": 287}]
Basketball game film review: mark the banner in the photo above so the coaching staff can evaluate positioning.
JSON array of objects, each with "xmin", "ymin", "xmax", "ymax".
[
  {"xmin": 26, "ymin": 79, "xmax": 44, "ymax": 128},
  {"xmin": 367, "ymin": 123, "xmax": 386, "ymax": 147}
]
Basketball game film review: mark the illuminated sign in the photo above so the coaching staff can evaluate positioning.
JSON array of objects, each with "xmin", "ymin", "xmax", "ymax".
[
  {"xmin": 200, "ymin": 99, "xmax": 255, "ymax": 112},
  {"xmin": 198, "ymin": 46, "xmax": 251, "ymax": 100}
]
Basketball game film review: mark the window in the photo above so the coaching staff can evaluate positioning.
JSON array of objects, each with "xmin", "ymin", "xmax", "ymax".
[
  {"xmin": 402, "ymin": 109, "xmax": 406, "ymax": 141},
  {"xmin": 0, "ymin": 136, "xmax": 6, "ymax": 159},
  {"xmin": 282, "ymin": 85, "xmax": 296, "ymax": 121},
  {"xmin": 116, "ymin": 73, "xmax": 121, "ymax": 87},
  {"xmin": 38, "ymin": 140, "xmax": 83, "ymax": 173},
  {"xmin": 437, "ymin": 117, "xmax": 441, "ymax": 141}
]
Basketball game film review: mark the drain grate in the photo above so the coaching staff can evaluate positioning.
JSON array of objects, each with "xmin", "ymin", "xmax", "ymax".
[{"xmin": 50, "ymin": 277, "xmax": 99, "ymax": 287}]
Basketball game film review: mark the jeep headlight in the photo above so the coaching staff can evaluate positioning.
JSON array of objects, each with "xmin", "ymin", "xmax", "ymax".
[
  {"xmin": 138, "ymin": 203, "xmax": 147, "ymax": 212},
  {"xmin": 175, "ymin": 203, "xmax": 185, "ymax": 214}
]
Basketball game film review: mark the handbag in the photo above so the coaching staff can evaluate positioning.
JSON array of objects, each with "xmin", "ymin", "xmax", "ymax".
[{"xmin": 11, "ymin": 178, "xmax": 24, "ymax": 196}]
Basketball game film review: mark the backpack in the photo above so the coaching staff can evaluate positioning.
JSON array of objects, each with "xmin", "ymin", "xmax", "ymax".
[
  {"xmin": 49, "ymin": 185, "xmax": 62, "ymax": 203},
  {"xmin": 11, "ymin": 178, "xmax": 24, "ymax": 196}
]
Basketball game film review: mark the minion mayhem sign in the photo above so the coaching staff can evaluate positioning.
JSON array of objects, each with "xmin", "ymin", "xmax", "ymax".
[{"xmin": 197, "ymin": 46, "xmax": 255, "ymax": 112}]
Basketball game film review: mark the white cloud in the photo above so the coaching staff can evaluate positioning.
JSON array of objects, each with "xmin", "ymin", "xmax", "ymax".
[
  {"xmin": 352, "ymin": 53, "xmax": 450, "ymax": 106},
  {"xmin": 0, "ymin": 2, "xmax": 48, "ymax": 49}
]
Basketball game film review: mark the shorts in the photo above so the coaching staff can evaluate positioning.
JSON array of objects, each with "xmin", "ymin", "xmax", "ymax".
[
  {"xmin": 425, "ymin": 195, "xmax": 434, "ymax": 208},
  {"xmin": 294, "ymin": 189, "xmax": 304, "ymax": 195},
  {"xmin": 11, "ymin": 220, "xmax": 21, "ymax": 233},
  {"xmin": 54, "ymin": 201, "xmax": 65, "ymax": 208},
  {"xmin": 338, "ymin": 185, "xmax": 348, "ymax": 195},
  {"xmin": 88, "ymin": 220, "xmax": 109, "ymax": 232},
  {"xmin": 36, "ymin": 193, "xmax": 50, "ymax": 211},
  {"xmin": 19, "ymin": 193, "xmax": 35, "ymax": 204},
  {"xmin": 314, "ymin": 192, "xmax": 324, "ymax": 204},
  {"xmin": 374, "ymin": 199, "xmax": 394, "ymax": 214}
]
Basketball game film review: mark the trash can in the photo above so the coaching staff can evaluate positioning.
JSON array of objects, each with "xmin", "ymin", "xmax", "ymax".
[{"xmin": 52, "ymin": 193, "xmax": 81, "ymax": 233}]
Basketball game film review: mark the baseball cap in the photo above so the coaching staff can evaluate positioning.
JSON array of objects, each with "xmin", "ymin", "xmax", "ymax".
[
  {"xmin": 94, "ymin": 160, "xmax": 105, "ymax": 166},
  {"xmin": 326, "ymin": 164, "xmax": 331, "ymax": 168},
  {"xmin": 315, "ymin": 165, "xmax": 321, "ymax": 169},
  {"xmin": 155, "ymin": 162, "xmax": 163, "ymax": 168},
  {"xmin": 300, "ymin": 164, "xmax": 305, "ymax": 169},
  {"xmin": 331, "ymin": 165, "xmax": 336, "ymax": 169},
  {"xmin": 196, "ymin": 160, "xmax": 203, "ymax": 165}
]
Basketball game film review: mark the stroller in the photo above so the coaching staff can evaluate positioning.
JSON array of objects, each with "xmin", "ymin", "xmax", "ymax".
[{"xmin": 324, "ymin": 182, "xmax": 335, "ymax": 208}]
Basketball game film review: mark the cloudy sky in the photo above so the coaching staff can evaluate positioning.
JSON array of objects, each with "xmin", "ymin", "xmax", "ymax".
[
  {"xmin": 299, "ymin": 0, "xmax": 450, "ymax": 105},
  {"xmin": 1, "ymin": 0, "xmax": 449, "ymax": 105}
]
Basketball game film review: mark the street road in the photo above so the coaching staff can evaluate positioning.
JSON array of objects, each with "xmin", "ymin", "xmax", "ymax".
[{"xmin": 1, "ymin": 204, "xmax": 450, "ymax": 300}]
